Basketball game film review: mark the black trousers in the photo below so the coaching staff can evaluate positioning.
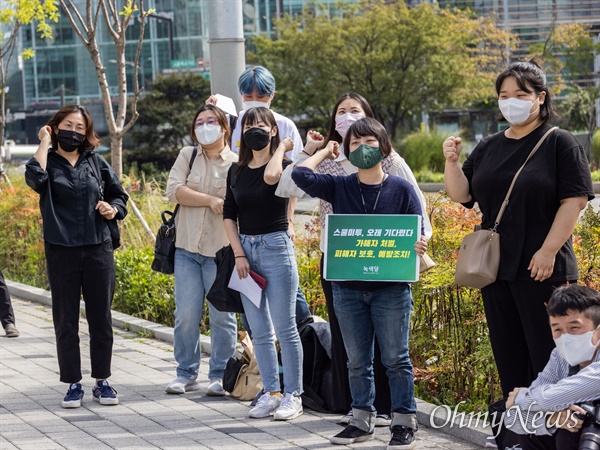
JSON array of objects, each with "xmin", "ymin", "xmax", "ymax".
[
  {"xmin": 320, "ymin": 254, "xmax": 392, "ymax": 414},
  {"xmin": 481, "ymin": 279, "xmax": 563, "ymax": 397},
  {"xmin": 46, "ymin": 241, "xmax": 115, "ymax": 383},
  {"xmin": 0, "ymin": 269, "xmax": 15, "ymax": 328},
  {"xmin": 518, "ymin": 429, "xmax": 581, "ymax": 450}
]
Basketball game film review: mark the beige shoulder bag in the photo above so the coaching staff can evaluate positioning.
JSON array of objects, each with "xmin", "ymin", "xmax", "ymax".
[{"xmin": 454, "ymin": 127, "xmax": 557, "ymax": 289}]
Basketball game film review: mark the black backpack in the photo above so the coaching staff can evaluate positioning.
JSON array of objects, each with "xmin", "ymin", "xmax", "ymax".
[{"xmin": 297, "ymin": 317, "xmax": 336, "ymax": 413}]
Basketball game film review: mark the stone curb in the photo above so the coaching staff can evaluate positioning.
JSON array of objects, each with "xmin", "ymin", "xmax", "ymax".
[{"xmin": 7, "ymin": 278, "xmax": 492, "ymax": 447}]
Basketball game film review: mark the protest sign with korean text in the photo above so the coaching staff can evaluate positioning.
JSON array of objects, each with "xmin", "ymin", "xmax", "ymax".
[{"xmin": 324, "ymin": 214, "xmax": 421, "ymax": 282}]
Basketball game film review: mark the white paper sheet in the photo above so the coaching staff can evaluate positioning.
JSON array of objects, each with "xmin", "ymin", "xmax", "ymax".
[
  {"xmin": 228, "ymin": 271, "xmax": 262, "ymax": 308},
  {"xmin": 214, "ymin": 94, "xmax": 238, "ymax": 117}
]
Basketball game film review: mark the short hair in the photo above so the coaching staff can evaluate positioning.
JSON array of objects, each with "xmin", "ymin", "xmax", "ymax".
[
  {"xmin": 47, "ymin": 105, "xmax": 101, "ymax": 152},
  {"xmin": 547, "ymin": 284, "xmax": 600, "ymax": 328},
  {"xmin": 190, "ymin": 104, "xmax": 231, "ymax": 145},
  {"xmin": 342, "ymin": 117, "xmax": 392, "ymax": 160},
  {"xmin": 237, "ymin": 107, "xmax": 280, "ymax": 172},
  {"xmin": 495, "ymin": 57, "xmax": 557, "ymax": 124},
  {"xmin": 238, "ymin": 66, "xmax": 276, "ymax": 96},
  {"xmin": 323, "ymin": 92, "xmax": 375, "ymax": 147}
]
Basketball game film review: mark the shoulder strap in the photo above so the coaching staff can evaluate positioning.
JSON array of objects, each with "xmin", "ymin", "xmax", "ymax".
[
  {"xmin": 172, "ymin": 145, "xmax": 198, "ymax": 218},
  {"xmin": 88, "ymin": 152, "xmax": 105, "ymax": 200},
  {"xmin": 493, "ymin": 126, "xmax": 557, "ymax": 230}
]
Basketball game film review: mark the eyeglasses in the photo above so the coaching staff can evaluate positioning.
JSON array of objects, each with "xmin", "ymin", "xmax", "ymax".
[{"xmin": 194, "ymin": 118, "xmax": 218, "ymax": 127}]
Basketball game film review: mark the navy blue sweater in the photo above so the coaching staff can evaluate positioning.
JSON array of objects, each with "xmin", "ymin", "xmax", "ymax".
[{"xmin": 292, "ymin": 165, "xmax": 423, "ymax": 290}]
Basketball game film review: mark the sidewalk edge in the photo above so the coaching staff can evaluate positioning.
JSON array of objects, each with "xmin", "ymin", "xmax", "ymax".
[{"xmin": 7, "ymin": 278, "xmax": 492, "ymax": 447}]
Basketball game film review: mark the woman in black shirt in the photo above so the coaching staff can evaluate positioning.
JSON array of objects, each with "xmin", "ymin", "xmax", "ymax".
[
  {"xmin": 25, "ymin": 105, "xmax": 128, "ymax": 409},
  {"xmin": 443, "ymin": 59, "xmax": 594, "ymax": 396},
  {"xmin": 223, "ymin": 107, "xmax": 303, "ymax": 421}
]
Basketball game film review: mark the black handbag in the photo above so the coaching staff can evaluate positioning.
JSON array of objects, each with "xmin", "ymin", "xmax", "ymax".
[
  {"xmin": 151, "ymin": 146, "xmax": 197, "ymax": 274},
  {"xmin": 207, "ymin": 245, "xmax": 244, "ymax": 313},
  {"xmin": 151, "ymin": 209, "xmax": 178, "ymax": 274},
  {"xmin": 88, "ymin": 153, "xmax": 121, "ymax": 249}
]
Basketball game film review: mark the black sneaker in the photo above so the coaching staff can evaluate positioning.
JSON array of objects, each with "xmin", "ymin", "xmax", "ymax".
[
  {"xmin": 388, "ymin": 425, "xmax": 416, "ymax": 449},
  {"xmin": 330, "ymin": 425, "xmax": 374, "ymax": 445}
]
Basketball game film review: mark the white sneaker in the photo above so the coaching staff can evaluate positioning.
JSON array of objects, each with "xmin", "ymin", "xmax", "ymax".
[
  {"xmin": 165, "ymin": 377, "xmax": 200, "ymax": 394},
  {"xmin": 274, "ymin": 393, "xmax": 303, "ymax": 421},
  {"xmin": 248, "ymin": 392, "xmax": 281, "ymax": 418},
  {"xmin": 207, "ymin": 378, "xmax": 226, "ymax": 396},
  {"xmin": 375, "ymin": 413, "xmax": 392, "ymax": 427},
  {"xmin": 340, "ymin": 410, "xmax": 353, "ymax": 424}
]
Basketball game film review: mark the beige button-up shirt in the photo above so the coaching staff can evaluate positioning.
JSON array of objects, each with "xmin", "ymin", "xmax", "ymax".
[{"xmin": 166, "ymin": 145, "xmax": 238, "ymax": 257}]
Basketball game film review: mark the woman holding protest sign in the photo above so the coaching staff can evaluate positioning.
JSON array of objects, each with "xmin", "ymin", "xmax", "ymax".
[
  {"xmin": 292, "ymin": 117, "xmax": 426, "ymax": 448},
  {"xmin": 281, "ymin": 92, "xmax": 431, "ymax": 423}
]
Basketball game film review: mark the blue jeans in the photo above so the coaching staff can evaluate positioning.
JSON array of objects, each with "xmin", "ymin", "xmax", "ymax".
[
  {"xmin": 239, "ymin": 231, "xmax": 303, "ymax": 395},
  {"xmin": 173, "ymin": 248, "xmax": 237, "ymax": 380},
  {"xmin": 241, "ymin": 285, "xmax": 311, "ymax": 337},
  {"xmin": 332, "ymin": 283, "xmax": 416, "ymax": 419}
]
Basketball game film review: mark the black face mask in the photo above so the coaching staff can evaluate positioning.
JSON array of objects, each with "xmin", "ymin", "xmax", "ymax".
[
  {"xmin": 56, "ymin": 129, "xmax": 85, "ymax": 152},
  {"xmin": 243, "ymin": 127, "xmax": 271, "ymax": 150}
]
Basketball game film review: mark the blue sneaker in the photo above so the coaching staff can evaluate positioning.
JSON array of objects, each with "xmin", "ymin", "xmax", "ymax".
[
  {"xmin": 92, "ymin": 380, "xmax": 119, "ymax": 405},
  {"xmin": 62, "ymin": 383, "xmax": 84, "ymax": 408}
]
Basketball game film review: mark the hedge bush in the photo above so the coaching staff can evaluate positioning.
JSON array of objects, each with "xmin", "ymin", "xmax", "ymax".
[{"xmin": 3, "ymin": 165, "xmax": 600, "ymax": 411}]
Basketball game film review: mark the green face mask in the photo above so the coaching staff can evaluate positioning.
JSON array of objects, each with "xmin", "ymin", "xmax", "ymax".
[{"xmin": 348, "ymin": 144, "xmax": 383, "ymax": 169}]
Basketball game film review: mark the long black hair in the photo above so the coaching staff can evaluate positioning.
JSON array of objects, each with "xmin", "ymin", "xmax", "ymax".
[
  {"xmin": 237, "ymin": 107, "xmax": 280, "ymax": 173},
  {"xmin": 323, "ymin": 92, "xmax": 375, "ymax": 147}
]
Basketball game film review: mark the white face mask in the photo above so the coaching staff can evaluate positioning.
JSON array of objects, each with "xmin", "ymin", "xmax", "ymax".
[
  {"xmin": 242, "ymin": 100, "xmax": 270, "ymax": 111},
  {"xmin": 335, "ymin": 112, "xmax": 364, "ymax": 139},
  {"xmin": 498, "ymin": 97, "xmax": 539, "ymax": 125},
  {"xmin": 195, "ymin": 124, "xmax": 223, "ymax": 146},
  {"xmin": 554, "ymin": 330, "xmax": 599, "ymax": 366}
]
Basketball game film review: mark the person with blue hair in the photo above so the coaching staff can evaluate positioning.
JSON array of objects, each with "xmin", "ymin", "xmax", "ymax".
[
  {"xmin": 207, "ymin": 66, "xmax": 312, "ymax": 337},
  {"xmin": 208, "ymin": 66, "xmax": 304, "ymax": 160}
]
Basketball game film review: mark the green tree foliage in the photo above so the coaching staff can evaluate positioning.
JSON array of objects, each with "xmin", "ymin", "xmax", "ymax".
[
  {"xmin": 0, "ymin": 0, "xmax": 58, "ymax": 164},
  {"xmin": 128, "ymin": 73, "xmax": 212, "ymax": 169},
  {"xmin": 528, "ymin": 22, "xmax": 600, "ymax": 165},
  {"xmin": 399, "ymin": 128, "xmax": 448, "ymax": 173},
  {"xmin": 249, "ymin": 0, "xmax": 509, "ymax": 137}
]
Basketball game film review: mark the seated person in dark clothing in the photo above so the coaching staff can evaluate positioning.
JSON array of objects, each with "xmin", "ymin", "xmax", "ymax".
[{"xmin": 505, "ymin": 284, "xmax": 600, "ymax": 450}]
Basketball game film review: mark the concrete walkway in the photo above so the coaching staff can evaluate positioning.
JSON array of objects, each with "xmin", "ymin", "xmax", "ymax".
[{"xmin": 1, "ymin": 289, "xmax": 489, "ymax": 450}]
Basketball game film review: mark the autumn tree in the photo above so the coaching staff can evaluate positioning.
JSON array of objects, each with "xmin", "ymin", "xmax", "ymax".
[
  {"xmin": 249, "ymin": 0, "xmax": 509, "ymax": 138},
  {"xmin": 58, "ymin": 0, "xmax": 153, "ymax": 179},
  {"xmin": 0, "ymin": 0, "xmax": 58, "ymax": 185}
]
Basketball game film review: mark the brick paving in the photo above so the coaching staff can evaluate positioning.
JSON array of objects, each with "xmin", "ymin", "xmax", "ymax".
[{"xmin": 1, "ymin": 297, "xmax": 484, "ymax": 449}]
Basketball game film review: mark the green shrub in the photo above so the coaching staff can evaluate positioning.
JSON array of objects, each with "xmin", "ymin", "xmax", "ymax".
[
  {"xmin": 0, "ymin": 172, "xmax": 47, "ymax": 287},
  {"xmin": 592, "ymin": 128, "xmax": 600, "ymax": 169},
  {"xmin": 411, "ymin": 193, "xmax": 501, "ymax": 410},
  {"xmin": 7, "ymin": 164, "xmax": 600, "ymax": 410},
  {"xmin": 414, "ymin": 169, "xmax": 445, "ymax": 183},
  {"xmin": 398, "ymin": 128, "xmax": 448, "ymax": 173},
  {"xmin": 295, "ymin": 215, "xmax": 327, "ymax": 318},
  {"xmin": 113, "ymin": 246, "xmax": 176, "ymax": 326}
]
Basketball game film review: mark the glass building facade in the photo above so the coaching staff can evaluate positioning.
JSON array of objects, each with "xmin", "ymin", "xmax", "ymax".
[{"xmin": 5, "ymin": 0, "xmax": 600, "ymax": 142}]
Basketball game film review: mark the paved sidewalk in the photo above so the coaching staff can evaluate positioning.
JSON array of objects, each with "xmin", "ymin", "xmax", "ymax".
[{"xmin": 1, "ymin": 296, "xmax": 484, "ymax": 450}]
